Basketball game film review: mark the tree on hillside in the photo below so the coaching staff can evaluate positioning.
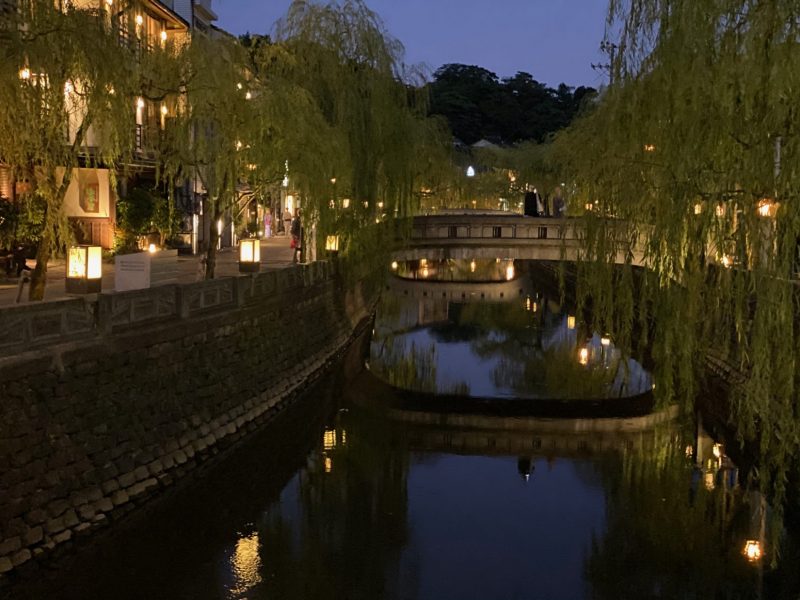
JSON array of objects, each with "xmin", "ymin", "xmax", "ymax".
[{"xmin": 428, "ymin": 63, "xmax": 596, "ymax": 145}]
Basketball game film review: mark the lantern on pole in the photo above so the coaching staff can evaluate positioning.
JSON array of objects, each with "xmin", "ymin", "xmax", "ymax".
[
  {"xmin": 325, "ymin": 235, "xmax": 340, "ymax": 256},
  {"xmin": 66, "ymin": 245, "xmax": 102, "ymax": 294},
  {"xmin": 238, "ymin": 238, "xmax": 260, "ymax": 273}
]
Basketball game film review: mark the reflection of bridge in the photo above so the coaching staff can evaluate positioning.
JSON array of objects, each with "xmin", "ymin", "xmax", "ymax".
[
  {"xmin": 386, "ymin": 272, "xmax": 534, "ymax": 303},
  {"xmin": 399, "ymin": 214, "xmax": 645, "ymax": 266},
  {"xmin": 347, "ymin": 370, "xmax": 677, "ymax": 457}
]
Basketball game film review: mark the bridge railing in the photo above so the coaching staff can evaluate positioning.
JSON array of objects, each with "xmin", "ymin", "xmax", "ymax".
[{"xmin": 411, "ymin": 215, "xmax": 579, "ymax": 243}]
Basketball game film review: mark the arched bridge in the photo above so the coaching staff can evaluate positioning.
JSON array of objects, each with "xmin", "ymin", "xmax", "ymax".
[{"xmin": 399, "ymin": 214, "xmax": 645, "ymax": 266}]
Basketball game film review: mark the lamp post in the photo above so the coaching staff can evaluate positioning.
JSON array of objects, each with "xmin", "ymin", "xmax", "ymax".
[
  {"xmin": 66, "ymin": 245, "xmax": 102, "ymax": 294},
  {"xmin": 238, "ymin": 238, "xmax": 260, "ymax": 273},
  {"xmin": 325, "ymin": 235, "xmax": 340, "ymax": 257}
]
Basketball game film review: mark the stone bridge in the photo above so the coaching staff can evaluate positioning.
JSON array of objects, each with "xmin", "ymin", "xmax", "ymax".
[{"xmin": 398, "ymin": 214, "xmax": 646, "ymax": 266}]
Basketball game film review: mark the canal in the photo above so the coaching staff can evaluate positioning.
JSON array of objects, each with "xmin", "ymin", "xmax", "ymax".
[{"xmin": 10, "ymin": 260, "xmax": 800, "ymax": 599}]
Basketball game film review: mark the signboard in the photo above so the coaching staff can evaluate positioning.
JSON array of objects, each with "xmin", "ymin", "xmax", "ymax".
[{"xmin": 115, "ymin": 252, "xmax": 150, "ymax": 292}]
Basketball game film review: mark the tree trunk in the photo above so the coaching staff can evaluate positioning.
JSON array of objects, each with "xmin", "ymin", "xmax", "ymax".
[
  {"xmin": 205, "ymin": 203, "xmax": 221, "ymax": 279},
  {"xmin": 28, "ymin": 203, "xmax": 54, "ymax": 301}
]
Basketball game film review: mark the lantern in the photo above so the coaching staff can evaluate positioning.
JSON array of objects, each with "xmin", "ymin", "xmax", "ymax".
[
  {"xmin": 757, "ymin": 198, "xmax": 778, "ymax": 218},
  {"xmin": 325, "ymin": 235, "xmax": 339, "ymax": 255},
  {"xmin": 578, "ymin": 347, "xmax": 590, "ymax": 365},
  {"xmin": 238, "ymin": 238, "xmax": 260, "ymax": 273},
  {"xmin": 66, "ymin": 245, "xmax": 102, "ymax": 294},
  {"xmin": 567, "ymin": 315, "xmax": 576, "ymax": 330},
  {"xmin": 743, "ymin": 540, "xmax": 763, "ymax": 563}
]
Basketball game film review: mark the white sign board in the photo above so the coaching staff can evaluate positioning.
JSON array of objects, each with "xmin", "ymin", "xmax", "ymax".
[{"xmin": 115, "ymin": 253, "xmax": 151, "ymax": 292}]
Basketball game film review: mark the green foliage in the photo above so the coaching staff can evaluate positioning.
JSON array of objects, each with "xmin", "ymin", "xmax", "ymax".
[
  {"xmin": 552, "ymin": 0, "xmax": 800, "ymax": 518},
  {"xmin": 428, "ymin": 63, "xmax": 597, "ymax": 145},
  {"xmin": 0, "ymin": 0, "xmax": 176, "ymax": 297}
]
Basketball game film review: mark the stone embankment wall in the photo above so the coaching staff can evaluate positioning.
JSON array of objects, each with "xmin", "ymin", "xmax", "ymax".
[{"xmin": 0, "ymin": 262, "xmax": 372, "ymax": 579}]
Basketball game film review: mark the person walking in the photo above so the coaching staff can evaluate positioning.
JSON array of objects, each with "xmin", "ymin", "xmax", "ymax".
[
  {"xmin": 283, "ymin": 207, "xmax": 292, "ymax": 237},
  {"xmin": 290, "ymin": 208, "xmax": 302, "ymax": 264},
  {"xmin": 264, "ymin": 208, "xmax": 272, "ymax": 238}
]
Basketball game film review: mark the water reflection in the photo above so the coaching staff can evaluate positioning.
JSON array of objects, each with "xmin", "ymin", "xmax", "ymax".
[
  {"xmin": 373, "ymin": 260, "xmax": 652, "ymax": 401},
  {"xmin": 13, "ymin": 368, "xmax": 798, "ymax": 599}
]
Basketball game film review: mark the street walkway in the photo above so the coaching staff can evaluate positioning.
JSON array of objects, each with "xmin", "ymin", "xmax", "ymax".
[{"xmin": 0, "ymin": 236, "xmax": 295, "ymax": 306}]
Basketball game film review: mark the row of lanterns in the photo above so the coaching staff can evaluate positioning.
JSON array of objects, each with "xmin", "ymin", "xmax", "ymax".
[{"xmin": 64, "ymin": 235, "xmax": 342, "ymax": 294}]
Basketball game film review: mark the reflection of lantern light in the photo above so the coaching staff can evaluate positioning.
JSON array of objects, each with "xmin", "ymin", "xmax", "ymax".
[
  {"xmin": 643, "ymin": 144, "xmax": 655, "ymax": 152},
  {"xmin": 470, "ymin": 259, "xmax": 476, "ymax": 273},
  {"xmin": 238, "ymin": 239, "xmax": 260, "ymax": 272},
  {"xmin": 324, "ymin": 456, "xmax": 333, "ymax": 473},
  {"xmin": 325, "ymin": 235, "xmax": 339, "ymax": 254},
  {"xmin": 567, "ymin": 315, "xmax": 576, "ymax": 330},
  {"xmin": 66, "ymin": 245, "xmax": 103, "ymax": 294},
  {"xmin": 505, "ymin": 262, "xmax": 515, "ymax": 281},
  {"xmin": 231, "ymin": 534, "xmax": 262, "ymax": 594},
  {"xmin": 743, "ymin": 540, "xmax": 763, "ymax": 563},
  {"xmin": 391, "ymin": 261, "xmax": 398, "ymax": 270},
  {"xmin": 578, "ymin": 348, "xmax": 589, "ymax": 365}
]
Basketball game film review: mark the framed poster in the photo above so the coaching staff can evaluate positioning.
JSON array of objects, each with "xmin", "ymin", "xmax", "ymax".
[{"xmin": 80, "ymin": 182, "xmax": 100, "ymax": 213}]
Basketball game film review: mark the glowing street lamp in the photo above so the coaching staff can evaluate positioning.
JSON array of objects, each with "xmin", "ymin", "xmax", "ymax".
[
  {"xmin": 743, "ymin": 540, "xmax": 763, "ymax": 563},
  {"xmin": 757, "ymin": 198, "xmax": 778, "ymax": 218},
  {"xmin": 325, "ymin": 235, "xmax": 339, "ymax": 256},
  {"xmin": 238, "ymin": 238, "xmax": 260, "ymax": 273},
  {"xmin": 578, "ymin": 347, "xmax": 590, "ymax": 366},
  {"xmin": 66, "ymin": 245, "xmax": 102, "ymax": 294}
]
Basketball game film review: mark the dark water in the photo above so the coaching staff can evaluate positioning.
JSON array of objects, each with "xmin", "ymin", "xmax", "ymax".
[{"xmin": 10, "ymin": 261, "xmax": 800, "ymax": 600}]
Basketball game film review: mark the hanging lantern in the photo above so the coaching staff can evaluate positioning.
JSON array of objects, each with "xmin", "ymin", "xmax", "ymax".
[
  {"xmin": 238, "ymin": 238, "xmax": 260, "ymax": 273},
  {"xmin": 66, "ymin": 245, "xmax": 102, "ymax": 294},
  {"xmin": 757, "ymin": 198, "xmax": 778, "ymax": 218}
]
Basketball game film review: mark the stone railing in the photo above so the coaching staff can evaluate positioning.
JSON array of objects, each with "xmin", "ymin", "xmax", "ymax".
[
  {"xmin": 0, "ymin": 262, "xmax": 332, "ymax": 356},
  {"xmin": 0, "ymin": 299, "xmax": 96, "ymax": 355},
  {"xmin": 411, "ymin": 214, "xmax": 579, "ymax": 243}
]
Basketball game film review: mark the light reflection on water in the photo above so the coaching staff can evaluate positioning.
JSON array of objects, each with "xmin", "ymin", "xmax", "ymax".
[
  {"xmin": 371, "ymin": 260, "xmax": 652, "ymax": 399},
  {"xmin": 227, "ymin": 533, "xmax": 262, "ymax": 597}
]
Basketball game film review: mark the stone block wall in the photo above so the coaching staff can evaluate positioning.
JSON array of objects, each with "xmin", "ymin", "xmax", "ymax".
[{"xmin": 0, "ymin": 261, "xmax": 372, "ymax": 578}]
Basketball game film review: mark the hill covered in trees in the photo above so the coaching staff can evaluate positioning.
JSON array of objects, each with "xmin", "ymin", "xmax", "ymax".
[{"xmin": 427, "ymin": 64, "xmax": 596, "ymax": 145}]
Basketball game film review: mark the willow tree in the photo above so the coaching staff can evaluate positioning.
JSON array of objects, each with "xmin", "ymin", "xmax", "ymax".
[
  {"xmin": 273, "ymin": 0, "xmax": 449, "ymax": 269},
  {"xmin": 0, "ymin": 0, "xmax": 161, "ymax": 299},
  {"xmin": 555, "ymin": 1, "xmax": 800, "ymax": 515}
]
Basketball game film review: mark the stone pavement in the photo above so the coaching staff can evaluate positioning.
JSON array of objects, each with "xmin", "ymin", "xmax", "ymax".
[{"xmin": 0, "ymin": 236, "xmax": 296, "ymax": 306}]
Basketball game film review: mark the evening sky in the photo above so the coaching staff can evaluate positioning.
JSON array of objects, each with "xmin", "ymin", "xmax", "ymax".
[{"xmin": 213, "ymin": 1, "xmax": 609, "ymax": 88}]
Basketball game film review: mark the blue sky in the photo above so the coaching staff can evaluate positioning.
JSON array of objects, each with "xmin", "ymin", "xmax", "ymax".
[{"xmin": 213, "ymin": 1, "xmax": 610, "ymax": 88}]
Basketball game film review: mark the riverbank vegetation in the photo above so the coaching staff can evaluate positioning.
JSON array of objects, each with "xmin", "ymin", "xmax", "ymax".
[{"xmin": 551, "ymin": 0, "xmax": 800, "ymax": 531}]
